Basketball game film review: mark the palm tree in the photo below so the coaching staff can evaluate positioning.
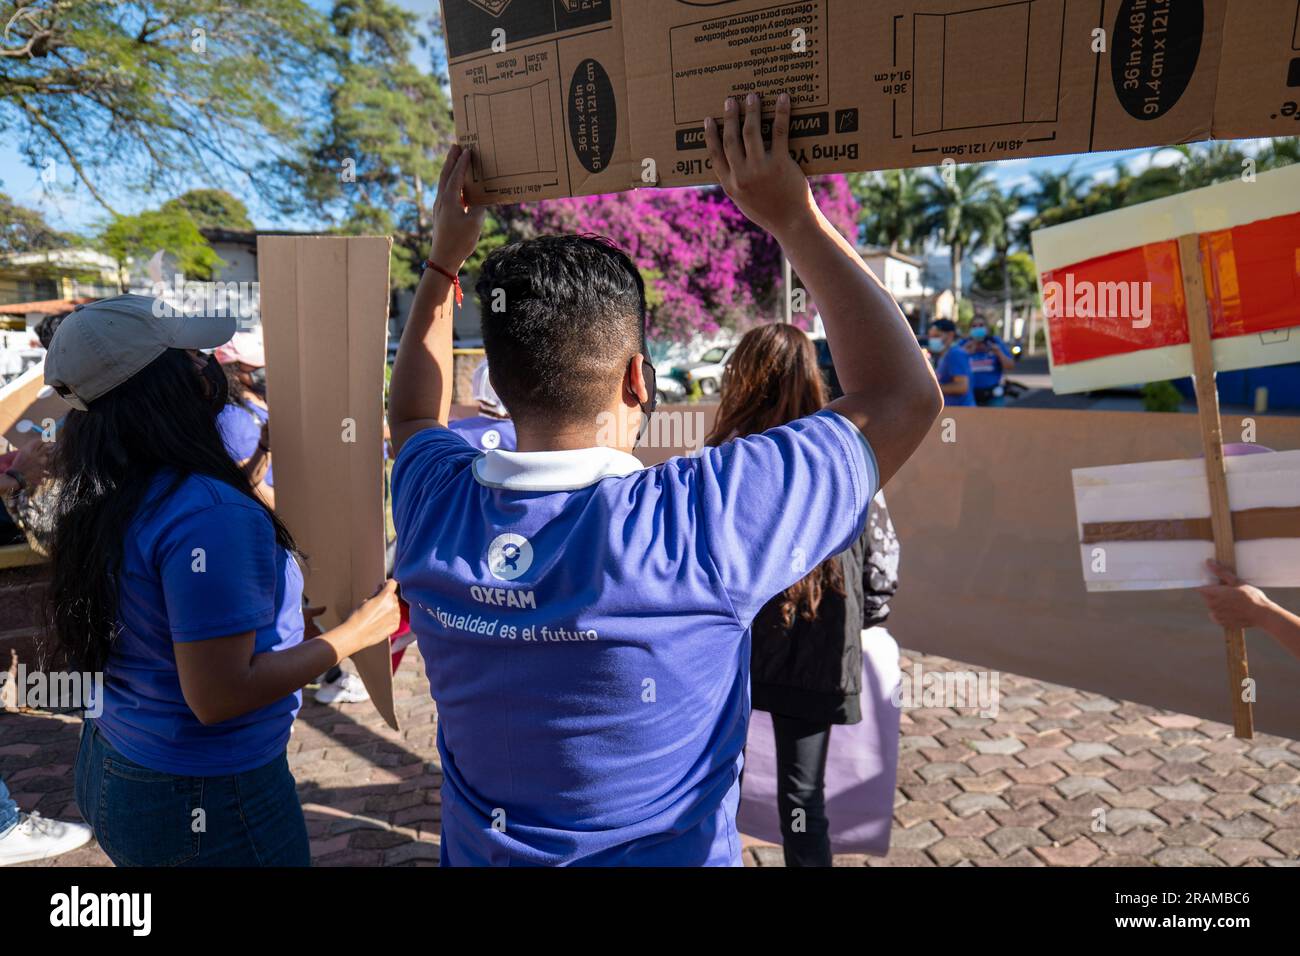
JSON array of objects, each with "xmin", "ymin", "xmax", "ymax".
[
  {"xmin": 1261, "ymin": 138, "xmax": 1300, "ymax": 170},
  {"xmin": 1182, "ymin": 142, "xmax": 1249, "ymax": 189},
  {"xmin": 984, "ymin": 185, "xmax": 1027, "ymax": 339},
  {"xmin": 1028, "ymin": 164, "xmax": 1088, "ymax": 217},
  {"xmin": 917, "ymin": 163, "xmax": 1000, "ymax": 303},
  {"xmin": 854, "ymin": 168, "xmax": 925, "ymax": 255}
]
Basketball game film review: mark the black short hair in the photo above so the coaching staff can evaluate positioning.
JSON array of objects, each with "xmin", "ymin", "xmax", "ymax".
[
  {"xmin": 476, "ymin": 235, "xmax": 646, "ymax": 426},
  {"xmin": 36, "ymin": 311, "xmax": 70, "ymax": 351},
  {"xmin": 929, "ymin": 319, "xmax": 957, "ymax": 334}
]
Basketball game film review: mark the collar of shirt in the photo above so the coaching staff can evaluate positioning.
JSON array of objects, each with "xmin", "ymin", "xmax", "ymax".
[{"xmin": 472, "ymin": 445, "xmax": 645, "ymax": 492}]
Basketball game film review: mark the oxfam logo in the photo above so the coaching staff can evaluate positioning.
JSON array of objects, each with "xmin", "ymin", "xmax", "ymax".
[
  {"xmin": 482, "ymin": 429, "xmax": 501, "ymax": 450},
  {"xmin": 488, "ymin": 533, "xmax": 533, "ymax": 581}
]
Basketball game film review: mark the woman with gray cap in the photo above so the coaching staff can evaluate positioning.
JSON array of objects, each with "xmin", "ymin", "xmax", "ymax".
[{"xmin": 42, "ymin": 294, "xmax": 399, "ymax": 867}]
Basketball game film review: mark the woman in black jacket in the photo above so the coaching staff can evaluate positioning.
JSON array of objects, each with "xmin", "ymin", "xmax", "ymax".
[{"xmin": 707, "ymin": 323, "xmax": 900, "ymax": 866}]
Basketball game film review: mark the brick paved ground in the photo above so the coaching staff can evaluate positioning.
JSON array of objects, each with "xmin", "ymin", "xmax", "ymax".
[{"xmin": 3, "ymin": 647, "xmax": 1298, "ymax": 867}]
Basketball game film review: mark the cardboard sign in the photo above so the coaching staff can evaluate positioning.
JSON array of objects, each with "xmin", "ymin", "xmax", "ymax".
[
  {"xmin": 440, "ymin": 0, "xmax": 1300, "ymax": 204},
  {"xmin": 258, "ymin": 236, "xmax": 399, "ymax": 730},
  {"xmin": 1073, "ymin": 450, "xmax": 1300, "ymax": 591},
  {"xmin": 1033, "ymin": 163, "xmax": 1300, "ymax": 394},
  {"xmin": 441, "ymin": 0, "xmax": 639, "ymax": 203},
  {"xmin": 0, "ymin": 362, "xmax": 68, "ymax": 451}
]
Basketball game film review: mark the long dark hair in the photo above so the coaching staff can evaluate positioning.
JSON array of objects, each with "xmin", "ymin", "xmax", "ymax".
[
  {"xmin": 46, "ymin": 348, "xmax": 297, "ymax": 672},
  {"xmin": 706, "ymin": 324, "xmax": 845, "ymax": 626}
]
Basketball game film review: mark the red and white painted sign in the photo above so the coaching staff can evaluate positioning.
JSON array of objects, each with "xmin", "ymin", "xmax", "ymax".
[{"xmin": 1032, "ymin": 164, "xmax": 1300, "ymax": 394}]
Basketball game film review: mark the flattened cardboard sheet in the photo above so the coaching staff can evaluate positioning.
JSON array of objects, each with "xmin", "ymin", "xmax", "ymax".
[
  {"xmin": 441, "ymin": 0, "xmax": 639, "ymax": 203},
  {"xmin": 1073, "ymin": 450, "xmax": 1300, "ymax": 591},
  {"xmin": 441, "ymin": 0, "xmax": 1300, "ymax": 203},
  {"xmin": 258, "ymin": 236, "xmax": 398, "ymax": 729},
  {"xmin": 0, "ymin": 362, "xmax": 68, "ymax": 451}
]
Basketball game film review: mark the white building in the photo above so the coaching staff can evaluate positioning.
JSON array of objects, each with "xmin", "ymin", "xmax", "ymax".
[{"xmin": 858, "ymin": 246, "xmax": 945, "ymax": 327}]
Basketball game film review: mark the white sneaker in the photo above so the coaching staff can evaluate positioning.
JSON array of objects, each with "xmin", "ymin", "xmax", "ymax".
[
  {"xmin": 315, "ymin": 670, "xmax": 370, "ymax": 705},
  {"xmin": 0, "ymin": 812, "xmax": 94, "ymax": 866}
]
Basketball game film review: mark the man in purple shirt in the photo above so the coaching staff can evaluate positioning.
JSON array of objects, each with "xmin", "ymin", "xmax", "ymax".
[{"xmin": 388, "ymin": 92, "xmax": 942, "ymax": 866}]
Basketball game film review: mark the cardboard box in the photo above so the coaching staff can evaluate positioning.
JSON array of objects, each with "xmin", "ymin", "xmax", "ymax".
[
  {"xmin": 1214, "ymin": 0, "xmax": 1300, "ymax": 139},
  {"xmin": 0, "ymin": 362, "xmax": 68, "ymax": 452},
  {"xmin": 258, "ymin": 236, "xmax": 399, "ymax": 730},
  {"xmin": 441, "ymin": 0, "xmax": 1296, "ymax": 204},
  {"xmin": 440, "ymin": 0, "xmax": 640, "ymax": 203}
]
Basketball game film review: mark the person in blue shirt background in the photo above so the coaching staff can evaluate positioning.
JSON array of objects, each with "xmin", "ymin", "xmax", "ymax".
[
  {"xmin": 449, "ymin": 359, "xmax": 516, "ymax": 451},
  {"xmin": 961, "ymin": 316, "xmax": 1016, "ymax": 406},
  {"xmin": 42, "ymin": 295, "xmax": 399, "ymax": 867},
  {"xmin": 387, "ymin": 94, "xmax": 942, "ymax": 866},
  {"xmin": 928, "ymin": 319, "xmax": 975, "ymax": 407}
]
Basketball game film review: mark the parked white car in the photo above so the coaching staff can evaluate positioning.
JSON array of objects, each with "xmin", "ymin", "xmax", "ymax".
[{"xmin": 682, "ymin": 345, "xmax": 735, "ymax": 396}]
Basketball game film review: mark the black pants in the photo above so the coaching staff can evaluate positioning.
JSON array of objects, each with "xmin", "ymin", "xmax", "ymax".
[{"xmin": 771, "ymin": 714, "xmax": 833, "ymax": 867}]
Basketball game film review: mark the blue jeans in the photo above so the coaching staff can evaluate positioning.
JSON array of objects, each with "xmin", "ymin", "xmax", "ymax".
[
  {"xmin": 75, "ymin": 720, "xmax": 310, "ymax": 867},
  {"xmin": 0, "ymin": 775, "xmax": 18, "ymax": 837}
]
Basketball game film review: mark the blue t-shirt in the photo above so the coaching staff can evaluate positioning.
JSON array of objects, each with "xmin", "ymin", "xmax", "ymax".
[
  {"xmin": 961, "ymin": 337, "xmax": 1012, "ymax": 391},
  {"xmin": 392, "ymin": 410, "xmax": 877, "ymax": 866},
  {"xmin": 937, "ymin": 345, "xmax": 976, "ymax": 407},
  {"xmin": 91, "ymin": 473, "xmax": 304, "ymax": 776},
  {"xmin": 450, "ymin": 415, "xmax": 517, "ymax": 452},
  {"xmin": 217, "ymin": 401, "xmax": 274, "ymax": 486}
]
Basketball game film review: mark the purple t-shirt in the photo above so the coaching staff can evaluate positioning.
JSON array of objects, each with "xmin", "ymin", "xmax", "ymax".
[
  {"xmin": 392, "ymin": 410, "xmax": 877, "ymax": 866},
  {"xmin": 450, "ymin": 415, "xmax": 517, "ymax": 452},
  {"xmin": 91, "ymin": 473, "xmax": 304, "ymax": 775}
]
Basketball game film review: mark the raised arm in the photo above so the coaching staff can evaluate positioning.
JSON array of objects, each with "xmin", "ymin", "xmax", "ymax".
[
  {"xmin": 704, "ymin": 94, "xmax": 942, "ymax": 486},
  {"xmin": 388, "ymin": 146, "xmax": 487, "ymax": 455}
]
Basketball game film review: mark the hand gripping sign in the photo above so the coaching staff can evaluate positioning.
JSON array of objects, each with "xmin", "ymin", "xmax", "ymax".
[{"xmin": 1033, "ymin": 164, "xmax": 1300, "ymax": 738}]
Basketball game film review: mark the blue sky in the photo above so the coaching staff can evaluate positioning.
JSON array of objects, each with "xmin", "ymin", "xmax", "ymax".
[
  {"xmin": 0, "ymin": 0, "xmax": 442, "ymax": 233},
  {"xmin": 0, "ymin": 1, "xmax": 1228, "ymax": 238}
]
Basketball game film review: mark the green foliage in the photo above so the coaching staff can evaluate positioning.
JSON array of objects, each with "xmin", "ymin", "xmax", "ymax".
[
  {"xmin": 1029, "ymin": 140, "xmax": 1300, "ymax": 233},
  {"xmin": 465, "ymin": 214, "xmax": 509, "ymax": 279},
  {"xmin": 956, "ymin": 298, "xmax": 975, "ymax": 327},
  {"xmin": 0, "ymin": 0, "xmax": 336, "ymax": 212},
  {"xmin": 286, "ymin": 0, "xmax": 456, "ymax": 290},
  {"xmin": 99, "ymin": 206, "xmax": 222, "ymax": 282},
  {"xmin": 1142, "ymin": 380, "xmax": 1184, "ymax": 413},
  {"xmin": 852, "ymin": 168, "xmax": 924, "ymax": 254},
  {"xmin": 0, "ymin": 191, "xmax": 72, "ymax": 254},
  {"xmin": 917, "ymin": 163, "xmax": 1001, "ymax": 302},
  {"xmin": 162, "ymin": 189, "xmax": 254, "ymax": 232},
  {"xmin": 973, "ymin": 251, "xmax": 1038, "ymax": 302}
]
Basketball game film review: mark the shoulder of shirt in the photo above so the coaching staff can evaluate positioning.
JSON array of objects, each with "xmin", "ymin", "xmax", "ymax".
[
  {"xmin": 130, "ymin": 474, "xmax": 269, "ymax": 557},
  {"xmin": 155, "ymin": 473, "xmax": 269, "ymax": 519},
  {"xmin": 399, "ymin": 424, "xmax": 474, "ymax": 455}
]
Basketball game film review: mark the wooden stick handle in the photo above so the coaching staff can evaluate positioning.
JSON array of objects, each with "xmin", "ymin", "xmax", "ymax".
[{"xmin": 1177, "ymin": 233, "xmax": 1254, "ymax": 739}]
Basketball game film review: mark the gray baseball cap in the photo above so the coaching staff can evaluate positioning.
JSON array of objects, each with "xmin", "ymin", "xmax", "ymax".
[{"xmin": 44, "ymin": 294, "xmax": 237, "ymax": 410}]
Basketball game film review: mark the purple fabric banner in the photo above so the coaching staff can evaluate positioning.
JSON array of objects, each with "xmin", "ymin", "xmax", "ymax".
[{"xmin": 737, "ymin": 627, "xmax": 901, "ymax": 856}]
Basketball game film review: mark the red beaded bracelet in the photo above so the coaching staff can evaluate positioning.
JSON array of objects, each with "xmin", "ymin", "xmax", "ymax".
[{"xmin": 422, "ymin": 259, "xmax": 463, "ymax": 306}]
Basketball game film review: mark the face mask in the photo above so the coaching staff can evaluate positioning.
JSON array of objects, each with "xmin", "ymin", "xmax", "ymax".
[
  {"xmin": 971, "ymin": 327, "xmax": 988, "ymax": 341},
  {"xmin": 199, "ymin": 354, "xmax": 229, "ymax": 415},
  {"xmin": 634, "ymin": 344, "xmax": 658, "ymax": 445},
  {"xmin": 927, "ymin": 337, "xmax": 946, "ymax": 353},
  {"xmin": 248, "ymin": 367, "xmax": 268, "ymax": 396}
]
